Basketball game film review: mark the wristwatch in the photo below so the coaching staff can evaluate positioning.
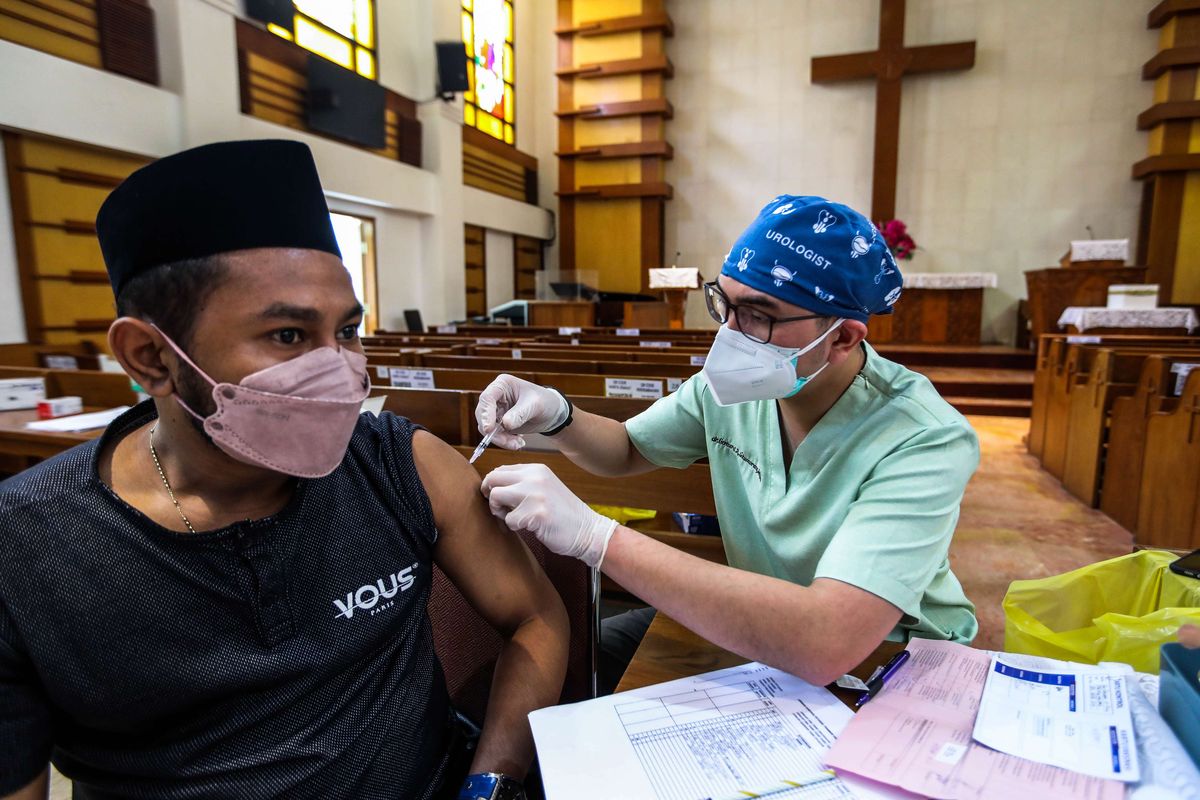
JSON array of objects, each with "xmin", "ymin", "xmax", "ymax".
[
  {"xmin": 457, "ymin": 772, "xmax": 526, "ymax": 800},
  {"xmin": 541, "ymin": 389, "xmax": 574, "ymax": 436}
]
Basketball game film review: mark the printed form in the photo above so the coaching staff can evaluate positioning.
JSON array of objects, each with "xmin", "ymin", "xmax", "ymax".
[
  {"xmin": 972, "ymin": 653, "xmax": 1139, "ymax": 782},
  {"xmin": 822, "ymin": 639, "xmax": 1123, "ymax": 800},
  {"xmin": 530, "ymin": 662, "xmax": 897, "ymax": 800}
]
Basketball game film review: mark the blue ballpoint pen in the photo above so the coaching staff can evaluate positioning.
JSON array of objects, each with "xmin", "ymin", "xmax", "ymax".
[{"xmin": 854, "ymin": 650, "xmax": 910, "ymax": 708}]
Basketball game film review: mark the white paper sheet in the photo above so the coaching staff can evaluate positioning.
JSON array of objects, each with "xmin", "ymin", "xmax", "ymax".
[
  {"xmin": 25, "ymin": 407, "xmax": 129, "ymax": 432},
  {"xmin": 972, "ymin": 653, "xmax": 1140, "ymax": 782},
  {"xmin": 530, "ymin": 662, "xmax": 863, "ymax": 800},
  {"xmin": 359, "ymin": 396, "xmax": 386, "ymax": 416}
]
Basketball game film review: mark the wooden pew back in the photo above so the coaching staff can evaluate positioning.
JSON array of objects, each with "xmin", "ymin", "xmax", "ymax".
[
  {"xmin": 1137, "ymin": 368, "xmax": 1200, "ymax": 550},
  {"xmin": 0, "ymin": 342, "xmax": 100, "ymax": 368},
  {"xmin": 1038, "ymin": 337, "xmax": 1200, "ymax": 476},
  {"xmin": 417, "ymin": 354, "xmax": 700, "ymax": 380},
  {"xmin": 1030, "ymin": 334, "xmax": 1200, "ymax": 459},
  {"xmin": 1061, "ymin": 347, "xmax": 1200, "ymax": 506},
  {"xmin": 1101, "ymin": 355, "xmax": 1200, "ymax": 533}
]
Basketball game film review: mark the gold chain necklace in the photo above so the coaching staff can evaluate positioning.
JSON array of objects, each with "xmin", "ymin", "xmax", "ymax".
[{"xmin": 148, "ymin": 425, "xmax": 196, "ymax": 534}]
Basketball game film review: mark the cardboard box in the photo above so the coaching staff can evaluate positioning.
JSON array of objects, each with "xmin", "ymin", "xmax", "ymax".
[
  {"xmin": 37, "ymin": 396, "xmax": 83, "ymax": 419},
  {"xmin": 0, "ymin": 377, "xmax": 47, "ymax": 411},
  {"xmin": 1106, "ymin": 284, "xmax": 1159, "ymax": 310}
]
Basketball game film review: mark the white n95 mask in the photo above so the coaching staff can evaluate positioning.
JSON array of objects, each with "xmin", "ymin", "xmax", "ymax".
[{"xmin": 701, "ymin": 319, "xmax": 844, "ymax": 406}]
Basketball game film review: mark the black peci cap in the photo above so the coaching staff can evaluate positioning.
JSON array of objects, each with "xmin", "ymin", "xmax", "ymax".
[{"xmin": 97, "ymin": 139, "xmax": 341, "ymax": 297}]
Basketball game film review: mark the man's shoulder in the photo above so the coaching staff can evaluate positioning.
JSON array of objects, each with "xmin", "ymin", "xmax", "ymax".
[
  {"xmin": 0, "ymin": 441, "xmax": 99, "ymax": 516},
  {"xmin": 0, "ymin": 442, "xmax": 103, "ymax": 568},
  {"xmin": 346, "ymin": 410, "xmax": 424, "ymax": 459}
]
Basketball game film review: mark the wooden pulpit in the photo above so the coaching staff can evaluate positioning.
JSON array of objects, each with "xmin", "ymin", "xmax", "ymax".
[
  {"xmin": 1024, "ymin": 267, "xmax": 1148, "ymax": 341},
  {"xmin": 648, "ymin": 267, "xmax": 701, "ymax": 329}
]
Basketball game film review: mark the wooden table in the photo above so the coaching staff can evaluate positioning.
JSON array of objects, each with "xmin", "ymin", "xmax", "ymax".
[
  {"xmin": 0, "ymin": 408, "xmax": 104, "ymax": 473},
  {"xmin": 615, "ymin": 613, "xmax": 905, "ymax": 709}
]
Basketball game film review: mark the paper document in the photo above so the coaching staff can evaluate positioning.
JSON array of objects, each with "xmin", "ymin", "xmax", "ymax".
[
  {"xmin": 531, "ymin": 662, "xmax": 864, "ymax": 800},
  {"xmin": 972, "ymin": 653, "xmax": 1139, "ymax": 781},
  {"xmin": 823, "ymin": 639, "xmax": 1122, "ymax": 800},
  {"xmin": 25, "ymin": 407, "xmax": 129, "ymax": 432},
  {"xmin": 359, "ymin": 396, "xmax": 386, "ymax": 416}
]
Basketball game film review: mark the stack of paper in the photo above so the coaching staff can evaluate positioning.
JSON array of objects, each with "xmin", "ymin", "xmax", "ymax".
[
  {"xmin": 25, "ymin": 407, "xmax": 129, "ymax": 432},
  {"xmin": 823, "ymin": 639, "xmax": 1125, "ymax": 800},
  {"xmin": 972, "ymin": 652, "xmax": 1138, "ymax": 782},
  {"xmin": 530, "ymin": 662, "xmax": 899, "ymax": 800}
]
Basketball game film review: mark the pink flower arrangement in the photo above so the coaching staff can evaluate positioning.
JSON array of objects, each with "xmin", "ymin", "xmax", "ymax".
[{"xmin": 877, "ymin": 219, "xmax": 917, "ymax": 260}]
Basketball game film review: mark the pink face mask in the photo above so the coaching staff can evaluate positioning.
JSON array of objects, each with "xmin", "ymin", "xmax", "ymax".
[{"xmin": 153, "ymin": 326, "xmax": 371, "ymax": 478}]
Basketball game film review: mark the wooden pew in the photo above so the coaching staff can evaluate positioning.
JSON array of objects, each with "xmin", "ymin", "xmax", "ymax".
[
  {"xmin": 1099, "ymin": 355, "xmax": 1195, "ymax": 532},
  {"xmin": 1061, "ymin": 346, "xmax": 1200, "ymax": 506},
  {"xmin": 375, "ymin": 387, "xmax": 475, "ymax": 445},
  {"xmin": 372, "ymin": 387, "xmax": 659, "ymax": 448},
  {"xmin": 471, "ymin": 345, "xmax": 708, "ymax": 365},
  {"xmin": 1029, "ymin": 335, "xmax": 1200, "ymax": 461},
  {"xmin": 1028, "ymin": 335, "xmax": 1063, "ymax": 458},
  {"xmin": 409, "ymin": 325, "xmax": 717, "ymax": 342},
  {"xmin": 368, "ymin": 364, "xmax": 641, "ymax": 398},
  {"xmin": 417, "ymin": 354, "xmax": 700, "ymax": 381},
  {"xmin": 0, "ymin": 342, "xmax": 99, "ymax": 368},
  {"xmin": 1036, "ymin": 336, "xmax": 1200, "ymax": 477},
  {"xmin": 1137, "ymin": 368, "xmax": 1200, "ymax": 550}
]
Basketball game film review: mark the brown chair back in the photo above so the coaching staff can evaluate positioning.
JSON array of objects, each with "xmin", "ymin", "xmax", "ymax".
[{"xmin": 428, "ymin": 530, "xmax": 596, "ymax": 723}]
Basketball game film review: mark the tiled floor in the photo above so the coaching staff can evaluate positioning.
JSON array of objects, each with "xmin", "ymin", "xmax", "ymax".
[
  {"xmin": 952, "ymin": 415, "xmax": 1133, "ymax": 650},
  {"xmin": 47, "ymin": 415, "xmax": 1129, "ymax": 796}
]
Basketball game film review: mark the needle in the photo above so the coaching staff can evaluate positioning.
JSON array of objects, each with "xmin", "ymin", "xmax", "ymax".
[{"xmin": 469, "ymin": 426, "xmax": 499, "ymax": 464}]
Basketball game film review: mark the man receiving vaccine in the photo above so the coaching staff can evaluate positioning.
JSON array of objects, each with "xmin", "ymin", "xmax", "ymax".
[
  {"xmin": 0, "ymin": 141, "xmax": 567, "ymax": 800},
  {"xmin": 477, "ymin": 196, "xmax": 979, "ymax": 694}
]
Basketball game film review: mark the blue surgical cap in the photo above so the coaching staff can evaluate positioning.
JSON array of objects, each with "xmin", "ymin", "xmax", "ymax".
[{"xmin": 720, "ymin": 195, "xmax": 903, "ymax": 324}]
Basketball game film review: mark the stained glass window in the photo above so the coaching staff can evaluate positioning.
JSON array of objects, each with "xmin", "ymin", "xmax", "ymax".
[
  {"xmin": 268, "ymin": 0, "xmax": 377, "ymax": 80},
  {"xmin": 462, "ymin": 0, "xmax": 515, "ymax": 145}
]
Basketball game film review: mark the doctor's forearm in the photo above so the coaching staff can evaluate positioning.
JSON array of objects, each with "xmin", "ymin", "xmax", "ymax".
[
  {"xmin": 549, "ymin": 410, "xmax": 654, "ymax": 477},
  {"xmin": 601, "ymin": 527, "xmax": 888, "ymax": 686}
]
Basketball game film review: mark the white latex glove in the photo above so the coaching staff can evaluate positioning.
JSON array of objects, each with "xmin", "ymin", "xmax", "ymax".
[
  {"xmin": 481, "ymin": 463, "xmax": 618, "ymax": 568},
  {"xmin": 475, "ymin": 374, "xmax": 570, "ymax": 450}
]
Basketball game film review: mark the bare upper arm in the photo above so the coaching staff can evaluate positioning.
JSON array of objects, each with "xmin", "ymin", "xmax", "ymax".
[
  {"xmin": 2, "ymin": 767, "xmax": 48, "ymax": 800},
  {"xmin": 411, "ymin": 431, "xmax": 565, "ymax": 635}
]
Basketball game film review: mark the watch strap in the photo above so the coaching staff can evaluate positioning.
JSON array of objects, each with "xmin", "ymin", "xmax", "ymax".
[
  {"xmin": 540, "ymin": 389, "xmax": 574, "ymax": 436},
  {"xmin": 457, "ymin": 772, "xmax": 525, "ymax": 800}
]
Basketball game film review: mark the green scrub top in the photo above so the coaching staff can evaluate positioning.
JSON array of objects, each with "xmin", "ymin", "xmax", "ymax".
[{"xmin": 624, "ymin": 342, "xmax": 979, "ymax": 643}]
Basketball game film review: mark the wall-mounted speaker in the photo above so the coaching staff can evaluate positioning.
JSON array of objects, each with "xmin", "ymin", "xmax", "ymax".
[
  {"xmin": 435, "ymin": 41, "xmax": 469, "ymax": 98},
  {"xmin": 306, "ymin": 55, "xmax": 386, "ymax": 150}
]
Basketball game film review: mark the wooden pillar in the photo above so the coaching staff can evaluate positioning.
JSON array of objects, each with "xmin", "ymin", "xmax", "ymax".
[
  {"xmin": 555, "ymin": 1, "xmax": 674, "ymax": 293},
  {"xmin": 1136, "ymin": 2, "xmax": 1200, "ymax": 305}
]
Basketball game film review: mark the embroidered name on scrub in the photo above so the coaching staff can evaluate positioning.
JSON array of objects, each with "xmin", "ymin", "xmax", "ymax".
[
  {"xmin": 711, "ymin": 435, "xmax": 762, "ymax": 480},
  {"xmin": 765, "ymin": 228, "xmax": 833, "ymax": 269},
  {"xmin": 334, "ymin": 563, "xmax": 419, "ymax": 619}
]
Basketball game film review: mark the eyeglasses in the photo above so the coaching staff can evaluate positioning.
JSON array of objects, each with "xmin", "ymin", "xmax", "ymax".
[{"xmin": 703, "ymin": 281, "xmax": 827, "ymax": 345}]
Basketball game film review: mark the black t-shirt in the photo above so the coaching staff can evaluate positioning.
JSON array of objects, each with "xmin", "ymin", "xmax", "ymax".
[{"xmin": 0, "ymin": 403, "xmax": 453, "ymax": 799}]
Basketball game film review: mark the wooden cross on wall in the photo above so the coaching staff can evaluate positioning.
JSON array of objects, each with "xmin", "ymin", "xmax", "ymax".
[{"xmin": 811, "ymin": 0, "xmax": 975, "ymax": 222}]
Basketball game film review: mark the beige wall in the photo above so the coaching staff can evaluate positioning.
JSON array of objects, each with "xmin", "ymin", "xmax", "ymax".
[
  {"xmin": 664, "ymin": 0, "xmax": 1157, "ymax": 342},
  {"xmin": 0, "ymin": 0, "xmax": 553, "ymax": 342}
]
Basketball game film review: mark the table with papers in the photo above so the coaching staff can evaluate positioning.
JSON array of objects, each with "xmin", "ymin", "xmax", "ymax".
[
  {"xmin": 0, "ymin": 407, "xmax": 107, "ymax": 463},
  {"xmin": 542, "ymin": 614, "xmax": 1200, "ymax": 800}
]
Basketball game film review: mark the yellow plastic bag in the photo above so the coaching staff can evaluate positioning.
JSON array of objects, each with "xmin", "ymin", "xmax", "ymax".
[
  {"xmin": 1003, "ymin": 550, "xmax": 1200, "ymax": 673},
  {"xmin": 587, "ymin": 505, "xmax": 657, "ymax": 526}
]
